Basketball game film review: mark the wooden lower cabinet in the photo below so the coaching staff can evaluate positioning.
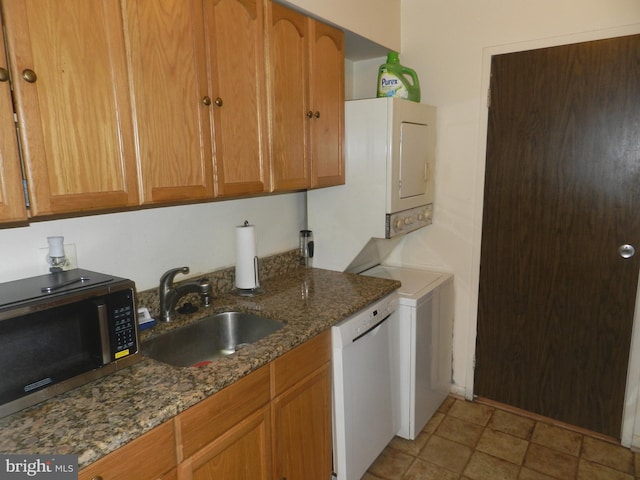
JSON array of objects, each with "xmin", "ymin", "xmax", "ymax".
[
  {"xmin": 161, "ymin": 469, "xmax": 178, "ymax": 480},
  {"xmin": 78, "ymin": 420, "xmax": 176, "ymax": 480},
  {"xmin": 271, "ymin": 330, "xmax": 332, "ymax": 480},
  {"xmin": 272, "ymin": 363, "xmax": 332, "ymax": 480},
  {"xmin": 176, "ymin": 365, "xmax": 271, "ymax": 460},
  {"xmin": 178, "ymin": 406, "xmax": 271, "ymax": 480},
  {"xmin": 80, "ymin": 332, "xmax": 332, "ymax": 480},
  {"xmin": 178, "ymin": 330, "xmax": 332, "ymax": 480}
]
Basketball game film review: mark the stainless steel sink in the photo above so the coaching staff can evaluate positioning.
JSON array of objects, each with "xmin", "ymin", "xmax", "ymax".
[{"xmin": 143, "ymin": 311, "xmax": 284, "ymax": 367}]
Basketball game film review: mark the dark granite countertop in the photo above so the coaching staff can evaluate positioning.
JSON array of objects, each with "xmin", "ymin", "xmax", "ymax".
[{"xmin": 0, "ymin": 267, "xmax": 399, "ymax": 468}]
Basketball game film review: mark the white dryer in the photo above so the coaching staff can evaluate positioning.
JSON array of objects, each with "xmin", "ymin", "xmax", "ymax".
[{"xmin": 362, "ymin": 265, "xmax": 454, "ymax": 440}]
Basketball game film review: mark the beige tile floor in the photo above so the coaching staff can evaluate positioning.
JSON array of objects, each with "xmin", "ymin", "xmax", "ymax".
[{"xmin": 363, "ymin": 396, "xmax": 640, "ymax": 480}]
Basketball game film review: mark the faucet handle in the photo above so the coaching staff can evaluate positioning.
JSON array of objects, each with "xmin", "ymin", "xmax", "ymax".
[
  {"xmin": 198, "ymin": 277, "xmax": 211, "ymax": 293},
  {"xmin": 198, "ymin": 278, "xmax": 212, "ymax": 307}
]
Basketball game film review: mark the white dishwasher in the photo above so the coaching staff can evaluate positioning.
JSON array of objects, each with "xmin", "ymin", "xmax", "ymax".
[{"xmin": 332, "ymin": 291, "xmax": 400, "ymax": 480}]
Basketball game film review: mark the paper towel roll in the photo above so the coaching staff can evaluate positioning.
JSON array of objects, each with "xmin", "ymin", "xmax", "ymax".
[{"xmin": 235, "ymin": 223, "xmax": 259, "ymax": 289}]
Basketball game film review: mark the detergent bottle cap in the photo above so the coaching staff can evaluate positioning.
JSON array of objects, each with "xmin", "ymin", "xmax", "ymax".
[{"xmin": 386, "ymin": 51, "xmax": 400, "ymax": 63}]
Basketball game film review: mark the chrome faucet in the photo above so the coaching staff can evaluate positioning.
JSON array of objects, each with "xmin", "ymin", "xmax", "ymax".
[{"xmin": 158, "ymin": 267, "xmax": 212, "ymax": 322}]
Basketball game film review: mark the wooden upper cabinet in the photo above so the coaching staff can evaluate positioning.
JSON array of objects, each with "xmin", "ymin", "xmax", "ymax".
[
  {"xmin": 266, "ymin": 2, "xmax": 344, "ymax": 192},
  {"xmin": 0, "ymin": 0, "xmax": 342, "ymax": 223},
  {"xmin": 265, "ymin": 2, "xmax": 310, "ymax": 191},
  {"xmin": 122, "ymin": 0, "xmax": 214, "ymax": 204},
  {"xmin": 309, "ymin": 20, "xmax": 345, "ymax": 188},
  {"xmin": 2, "ymin": 0, "xmax": 139, "ymax": 217},
  {"xmin": 206, "ymin": 0, "xmax": 270, "ymax": 197},
  {"xmin": 0, "ymin": 13, "xmax": 28, "ymax": 224}
]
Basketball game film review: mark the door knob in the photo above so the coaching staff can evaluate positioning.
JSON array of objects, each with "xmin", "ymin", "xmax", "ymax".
[
  {"xmin": 0, "ymin": 68, "xmax": 9, "ymax": 82},
  {"xmin": 619, "ymin": 244, "xmax": 635, "ymax": 259}
]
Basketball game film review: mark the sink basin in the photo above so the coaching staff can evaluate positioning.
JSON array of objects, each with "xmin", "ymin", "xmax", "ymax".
[{"xmin": 143, "ymin": 311, "xmax": 284, "ymax": 367}]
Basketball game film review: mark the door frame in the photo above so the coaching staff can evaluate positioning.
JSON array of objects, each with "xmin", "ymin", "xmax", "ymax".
[{"xmin": 467, "ymin": 24, "xmax": 640, "ymax": 447}]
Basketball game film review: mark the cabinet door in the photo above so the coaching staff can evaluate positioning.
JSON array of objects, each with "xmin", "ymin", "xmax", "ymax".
[
  {"xmin": 123, "ymin": 0, "xmax": 214, "ymax": 204},
  {"xmin": 272, "ymin": 363, "xmax": 332, "ymax": 480},
  {"xmin": 308, "ymin": 20, "xmax": 344, "ymax": 188},
  {"xmin": 2, "ymin": 0, "xmax": 139, "ymax": 216},
  {"xmin": 0, "ymin": 14, "xmax": 27, "ymax": 224},
  {"xmin": 265, "ymin": 2, "xmax": 310, "ymax": 191},
  {"xmin": 206, "ymin": 0, "xmax": 270, "ymax": 197},
  {"xmin": 160, "ymin": 469, "xmax": 178, "ymax": 480},
  {"xmin": 176, "ymin": 365, "xmax": 270, "ymax": 460},
  {"xmin": 178, "ymin": 407, "xmax": 271, "ymax": 480},
  {"xmin": 78, "ymin": 420, "xmax": 176, "ymax": 480}
]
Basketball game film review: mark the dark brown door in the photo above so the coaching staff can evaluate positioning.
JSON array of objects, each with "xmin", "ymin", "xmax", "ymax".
[{"xmin": 475, "ymin": 35, "xmax": 640, "ymax": 439}]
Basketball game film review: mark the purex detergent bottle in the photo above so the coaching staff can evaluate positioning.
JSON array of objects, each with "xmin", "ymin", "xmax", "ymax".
[{"xmin": 376, "ymin": 51, "xmax": 421, "ymax": 102}]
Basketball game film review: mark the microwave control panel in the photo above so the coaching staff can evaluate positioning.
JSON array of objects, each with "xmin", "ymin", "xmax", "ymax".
[{"xmin": 108, "ymin": 288, "xmax": 138, "ymax": 359}]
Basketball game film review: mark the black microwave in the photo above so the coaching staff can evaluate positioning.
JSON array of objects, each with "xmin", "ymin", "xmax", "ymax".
[{"xmin": 0, "ymin": 269, "xmax": 141, "ymax": 418}]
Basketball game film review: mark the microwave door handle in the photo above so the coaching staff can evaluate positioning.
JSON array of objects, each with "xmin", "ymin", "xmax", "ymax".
[{"xmin": 97, "ymin": 302, "xmax": 111, "ymax": 365}]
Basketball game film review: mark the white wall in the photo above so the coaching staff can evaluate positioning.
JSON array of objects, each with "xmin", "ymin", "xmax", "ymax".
[
  {"xmin": 0, "ymin": 193, "xmax": 305, "ymax": 291},
  {"xmin": 347, "ymin": 57, "xmax": 384, "ymax": 100},
  {"xmin": 280, "ymin": 0, "xmax": 400, "ymax": 52},
  {"xmin": 383, "ymin": 0, "xmax": 640, "ymax": 444}
]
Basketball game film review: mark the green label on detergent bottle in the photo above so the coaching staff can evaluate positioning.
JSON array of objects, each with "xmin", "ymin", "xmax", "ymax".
[{"xmin": 376, "ymin": 52, "xmax": 421, "ymax": 102}]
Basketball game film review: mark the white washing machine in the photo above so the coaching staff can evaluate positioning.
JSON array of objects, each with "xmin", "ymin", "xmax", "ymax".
[{"xmin": 361, "ymin": 265, "xmax": 454, "ymax": 440}]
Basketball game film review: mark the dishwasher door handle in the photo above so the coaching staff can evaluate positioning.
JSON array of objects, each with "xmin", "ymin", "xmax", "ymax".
[{"xmin": 352, "ymin": 312, "xmax": 394, "ymax": 343}]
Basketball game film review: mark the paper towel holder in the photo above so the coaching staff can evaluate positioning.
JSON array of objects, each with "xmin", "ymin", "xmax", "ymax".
[
  {"xmin": 233, "ymin": 255, "xmax": 264, "ymax": 297},
  {"xmin": 233, "ymin": 221, "xmax": 264, "ymax": 297}
]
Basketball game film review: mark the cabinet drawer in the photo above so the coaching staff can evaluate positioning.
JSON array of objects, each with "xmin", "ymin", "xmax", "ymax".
[
  {"xmin": 271, "ymin": 330, "xmax": 331, "ymax": 396},
  {"xmin": 178, "ymin": 406, "xmax": 271, "ymax": 480},
  {"xmin": 79, "ymin": 419, "xmax": 176, "ymax": 480},
  {"xmin": 176, "ymin": 364, "xmax": 270, "ymax": 459}
]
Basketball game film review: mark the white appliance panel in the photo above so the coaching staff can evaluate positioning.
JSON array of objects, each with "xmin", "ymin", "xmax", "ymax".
[
  {"xmin": 388, "ymin": 99, "xmax": 436, "ymax": 213},
  {"xmin": 362, "ymin": 266, "xmax": 453, "ymax": 439},
  {"xmin": 332, "ymin": 293, "xmax": 400, "ymax": 480},
  {"xmin": 308, "ymin": 98, "xmax": 436, "ymax": 272},
  {"xmin": 362, "ymin": 265, "xmax": 444, "ymax": 298},
  {"xmin": 413, "ymin": 293, "xmax": 436, "ymax": 438},
  {"xmin": 399, "ymin": 122, "xmax": 430, "ymax": 200}
]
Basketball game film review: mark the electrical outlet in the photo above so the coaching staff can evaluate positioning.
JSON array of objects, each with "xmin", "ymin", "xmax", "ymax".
[{"xmin": 39, "ymin": 243, "xmax": 78, "ymax": 273}]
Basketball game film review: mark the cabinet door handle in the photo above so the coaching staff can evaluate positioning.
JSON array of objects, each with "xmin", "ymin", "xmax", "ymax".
[
  {"xmin": 313, "ymin": 111, "xmax": 320, "ymax": 118},
  {"xmin": 0, "ymin": 68, "xmax": 9, "ymax": 82},
  {"xmin": 22, "ymin": 69, "xmax": 37, "ymax": 83},
  {"xmin": 203, "ymin": 96, "xmax": 222, "ymax": 106},
  {"xmin": 306, "ymin": 110, "xmax": 313, "ymax": 118},
  {"xmin": 91, "ymin": 476, "xmax": 104, "ymax": 480}
]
